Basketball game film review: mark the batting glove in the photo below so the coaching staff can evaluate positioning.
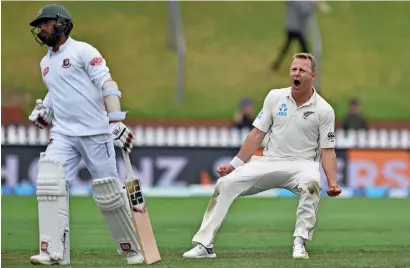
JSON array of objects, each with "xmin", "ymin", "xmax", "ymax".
[
  {"xmin": 28, "ymin": 99, "xmax": 53, "ymax": 129},
  {"xmin": 109, "ymin": 122, "xmax": 135, "ymax": 152}
]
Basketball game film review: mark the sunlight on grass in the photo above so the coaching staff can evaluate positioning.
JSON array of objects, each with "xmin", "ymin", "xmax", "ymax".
[{"xmin": 2, "ymin": 1, "xmax": 409, "ymax": 119}]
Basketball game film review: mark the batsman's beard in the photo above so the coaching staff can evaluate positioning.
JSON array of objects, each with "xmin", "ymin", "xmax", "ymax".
[{"xmin": 37, "ymin": 32, "xmax": 59, "ymax": 47}]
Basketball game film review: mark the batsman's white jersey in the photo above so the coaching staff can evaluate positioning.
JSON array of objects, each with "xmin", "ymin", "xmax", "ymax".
[
  {"xmin": 253, "ymin": 87, "xmax": 336, "ymax": 161},
  {"xmin": 40, "ymin": 37, "xmax": 112, "ymax": 136},
  {"xmin": 33, "ymin": 37, "xmax": 144, "ymax": 265}
]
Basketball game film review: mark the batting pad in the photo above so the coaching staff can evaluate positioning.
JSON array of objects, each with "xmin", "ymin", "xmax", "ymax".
[
  {"xmin": 36, "ymin": 155, "xmax": 68, "ymax": 261},
  {"xmin": 92, "ymin": 177, "xmax": 141, "ymax": 255}
]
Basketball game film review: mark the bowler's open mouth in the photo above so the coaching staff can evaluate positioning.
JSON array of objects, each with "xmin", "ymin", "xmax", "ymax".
[{"xmin": 293, "ymin": 79, "xmax": 301, "ymax": 87}]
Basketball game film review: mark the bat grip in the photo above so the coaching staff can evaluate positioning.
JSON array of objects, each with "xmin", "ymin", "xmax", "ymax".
[{"xmin": 122, "ymin": 150, "xmax": 133, "ymax": 177}]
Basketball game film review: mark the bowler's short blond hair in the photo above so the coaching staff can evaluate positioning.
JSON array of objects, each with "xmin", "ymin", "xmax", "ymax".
[{"xmin": 292, "ymin": 53, "xmax": 316, "ymax": 73}]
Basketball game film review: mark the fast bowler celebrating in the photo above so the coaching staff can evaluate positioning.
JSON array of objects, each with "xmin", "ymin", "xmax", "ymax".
[{"xmin": 183, "ymin": 53, "xmax": 342, "ymax": 260}]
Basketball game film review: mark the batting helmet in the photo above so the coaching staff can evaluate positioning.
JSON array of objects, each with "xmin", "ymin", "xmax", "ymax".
[{"xmin": 30, "ymin": 4, "xmax": 74, "ymax": 47}]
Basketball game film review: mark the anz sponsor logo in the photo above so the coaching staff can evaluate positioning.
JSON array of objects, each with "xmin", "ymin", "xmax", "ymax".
[
  {"xmin": 276, "ymin": 103, "xmax": 288, "ymax": 117},
  {"xmin": 257, "ymin": 110, "xmax": 263, "ymax": 119}
]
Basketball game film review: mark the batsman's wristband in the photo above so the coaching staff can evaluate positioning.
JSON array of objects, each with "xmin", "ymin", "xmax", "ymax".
[{"xmin": 229, "ymin": 156, "xmax": 244, "ymax": 169}]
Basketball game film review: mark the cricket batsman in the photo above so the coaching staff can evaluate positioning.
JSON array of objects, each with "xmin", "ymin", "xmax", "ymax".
[
  {"xmin": 183, "ymin": 53, "xmax": 342, "ymax": 260},
  {"xmin": 28, "ymin": 4, "xmax": 144, "ymax": 265}
]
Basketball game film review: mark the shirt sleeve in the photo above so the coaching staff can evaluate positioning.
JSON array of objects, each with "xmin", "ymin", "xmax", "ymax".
[
  {"xmin": 252, "ymin": 92, "xmax": 275, "ymax": 133},
  {"xmin": 319, "ymin": 109, "xmax": 336, "ymax": 148},
  {"xmin": 43, "ymin": 92, "xmax": 52, "ymax": 108},
  {"xmin": 80, "ymin": 44, "xmax": 112, "ymax": 89},
  {"xmin": 39, "ymin": 61, "xmax": 53, "ymax": 109}
]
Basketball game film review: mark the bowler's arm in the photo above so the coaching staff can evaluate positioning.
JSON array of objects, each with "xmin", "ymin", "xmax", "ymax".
[
  {"xmin": 319, "ymin": 109, "xmax": 338, "ymax": 186},
  {"xmin": 321, "ymin": 148, "xmax": 337, "ymax": 186},
  {"xmin": 236, "ymin": 127, "xmax": 266, "ymax": 163},
  {"xmin": 230, "ymin": 92, "xmax": 274, "ymax": 167}
]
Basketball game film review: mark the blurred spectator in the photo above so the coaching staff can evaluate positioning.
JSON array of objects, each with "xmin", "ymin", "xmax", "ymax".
[
  {"xmin": 341, "ymin": 99, "xmax": 368, "ymax": 131},
  {"xmin": 272, "ymin": 0, "xmax": 318, "ymax": 71},
  {"xmin": 233, "ymin": 98, "xmax": 254, "ymax": 130}
]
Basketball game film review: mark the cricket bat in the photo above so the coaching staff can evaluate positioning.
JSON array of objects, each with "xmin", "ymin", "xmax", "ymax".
[{"xmin": 122, "ymin": 150, "xmax": 161, "ymax": 265}]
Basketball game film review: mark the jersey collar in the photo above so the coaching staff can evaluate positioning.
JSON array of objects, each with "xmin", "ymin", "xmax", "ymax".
[
  {"xmin": 287, "ymin": 87, "xmax": 317, "ymax": 107},
  {"xmin": 48, "ymin": 37, "xmax": 73, "ymax": 57}
]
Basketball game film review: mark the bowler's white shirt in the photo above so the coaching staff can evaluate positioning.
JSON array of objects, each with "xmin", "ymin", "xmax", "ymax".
[
  {"xmin": 253, "ymin": 87, "xmax": 336, "ymax": 162},
  {"xmin": 40, "ymin": 37, "xmax": 111, "ymax": 136}
]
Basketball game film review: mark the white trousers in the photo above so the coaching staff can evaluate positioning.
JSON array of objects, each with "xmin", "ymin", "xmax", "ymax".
[
  {"xmin": 45, "ymin": 132, "xmax": 118, "ymax": 182},
  {"xmin": 192, "ymin": 156, "xmax": 322, "ymax": 247}
]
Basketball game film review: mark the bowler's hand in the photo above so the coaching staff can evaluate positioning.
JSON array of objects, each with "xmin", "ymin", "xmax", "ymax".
[
  {"xmin": 327, "ymin": 184, "xmax": 342, "ymax": 197},
  {"xmin": 217, "ymin": 164, "xmax": 235, "ymax": 177}
]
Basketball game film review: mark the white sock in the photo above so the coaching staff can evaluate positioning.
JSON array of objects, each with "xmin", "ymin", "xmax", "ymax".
[{"xmin": 294, "ymin": 236, "xmax": 306, "ymax": 246}]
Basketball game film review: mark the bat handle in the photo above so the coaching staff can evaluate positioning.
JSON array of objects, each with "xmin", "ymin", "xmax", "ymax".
[{"xmin": 122, "ymin": 150, "xmax": 133, "ymax": 177}]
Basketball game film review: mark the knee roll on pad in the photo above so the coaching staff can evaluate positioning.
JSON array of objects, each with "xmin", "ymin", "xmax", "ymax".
[
  {"xmin": 92, "ymin": 177, "xmax": 141, "ymax": 255},
  {"xmin": 36, "ymin": 155, "xmax": 68, "ymax": 261}
]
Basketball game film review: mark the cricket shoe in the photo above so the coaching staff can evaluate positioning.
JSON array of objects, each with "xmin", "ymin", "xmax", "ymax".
[
  {"xmin": 126, "ymin": 250, "xmax": 144, "ymax": 265},
  {"xmin": 183, "ymin": 244, "xmax": 217, "ymax": 258},
  {"xmin": 293, "ymin": 242, "xmax": 309, "ymax": 259},
  {"xmin": 30, "ymin": 253, "xmax": 69, "ymax": 265}
]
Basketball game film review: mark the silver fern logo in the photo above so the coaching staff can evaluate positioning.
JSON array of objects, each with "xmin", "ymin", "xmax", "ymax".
[{"xmin": 302, "ymin": 111, "xmax": 314, "ymax": 119}]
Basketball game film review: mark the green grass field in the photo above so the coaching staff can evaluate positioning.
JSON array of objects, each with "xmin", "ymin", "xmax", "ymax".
[
  {"xmin": 2, "ymin": 196, "xmax": 410, "ymax": 267},
  {"xmin": 2, "ymin": 2, "xmax": 410, "ymax": 120}
]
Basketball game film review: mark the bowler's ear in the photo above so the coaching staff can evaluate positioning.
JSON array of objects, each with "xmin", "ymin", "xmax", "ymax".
[{"xmin": 311, "ymin": 72, "xmax": 317, "ymax": 80}]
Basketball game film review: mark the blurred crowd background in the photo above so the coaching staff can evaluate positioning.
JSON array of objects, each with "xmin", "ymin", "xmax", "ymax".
[{"xmin": 2, "ymin": 1, "xmax": 409, "ymax": 198}]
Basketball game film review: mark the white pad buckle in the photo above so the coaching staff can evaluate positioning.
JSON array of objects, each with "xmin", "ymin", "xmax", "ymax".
[{"xmin": 36, "ymin": 156, "xmax": 68, "ymax": 261}]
